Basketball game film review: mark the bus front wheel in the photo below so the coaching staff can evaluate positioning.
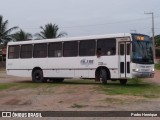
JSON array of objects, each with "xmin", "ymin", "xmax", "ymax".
[{"xmin": 32, "ymin": 70, "xmax": 44, "ymax": 83}]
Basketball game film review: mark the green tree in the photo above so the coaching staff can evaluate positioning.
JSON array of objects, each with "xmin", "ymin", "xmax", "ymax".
[
  {"xmin": 155, "ymin": 35, "xmax": 160, "ymax": 47},
  {"xmin": 13, "ymin": 29, "xmax": 32, "ymax": 41},
  {"xmin": 35, "ymin": 23, "xmax": 67, "ymax": 39},
  {"xmin": 0, "ymin": 15, "xmax": 18, "ymax": 45}
]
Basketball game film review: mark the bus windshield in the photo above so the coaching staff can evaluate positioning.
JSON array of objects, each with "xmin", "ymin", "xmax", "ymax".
[{"xmin": 132, "ymin": 34, "xmax": 154, "ymax": 64}]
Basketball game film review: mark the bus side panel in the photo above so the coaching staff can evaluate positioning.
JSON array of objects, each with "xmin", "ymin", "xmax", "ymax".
[
  {"xmin": 6, "ymin": 59, "xmax": 32, "ymax": 77},
  {"xmin": 88, "ymin": 69, "xmax": 95, "ymax": 78},
  {"xmin": 46, "ymin": 56, "xmax": 119, "ymax": 79},
  {"xmin": 43, "ymin": 70, "xmax": 75, "ymax": 78},
  {"xmin": 7, "ymin": 70, "xmax": 31, "ymax": 77},
  {"xmin": 6, "ymin": 56, "xmax": 119, "ymax": 79},
  {"xmin": 74, "ymin": 70, "xmax": 89, "ymax": 78},
  {"xmin": 96, "ymin": 56, "xmax": 119, "ymax": 79},
  {"xmin": 46, "ymin": 57, "xmax": 92, "ymax": 78}
]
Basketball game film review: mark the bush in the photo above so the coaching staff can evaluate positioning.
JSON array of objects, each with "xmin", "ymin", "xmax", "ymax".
[
  {"xmin": 156, "ymin": 49, "xmax": 160, "ymax": 59},
  {"xmin": 155, "ymin": 64, "xmax": 160, "ymax": 70}
]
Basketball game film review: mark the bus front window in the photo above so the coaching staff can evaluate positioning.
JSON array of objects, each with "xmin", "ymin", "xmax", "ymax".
[{"xmin": 132, "ymin": 35, "xmax": 154, "ymax": 64}]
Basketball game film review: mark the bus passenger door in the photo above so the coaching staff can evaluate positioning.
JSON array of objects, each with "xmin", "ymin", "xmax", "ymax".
[{"xmin": 119, "ymin": 42, "xmax": 131, "ymax": 78}]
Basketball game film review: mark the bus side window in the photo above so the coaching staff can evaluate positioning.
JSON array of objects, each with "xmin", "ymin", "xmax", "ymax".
[
  {"xmin": 97, "ymin": 38, "xmax": 116, "ymax": 56},
  {"xmin": 120, "ymin": 44, "xmax": 124, "ymax": 55},
  {"xmin": 127, "ymin": 43, "xmax": 130, "ymax": 55},
  {"xmin": 96, "ymin": 48, "xmax": 102, "ymax": 57},
  {"xmin": 48, "ymin": 42, "xmax": 62, "ymax": 57},
  {"xmin": 8, "ymin": 45, "xmax": 20, "ymax": 59},
  {"xmin": 79, "ymin": 40, "xmax": 96, "ymax": 56},
  {"xmin": 33, "ymin": 43, "xmax": 47, "ymax": 58},
  {"xmin": 63, "ymin": 41, "xmax": 78, "ymax": 57},
  {"xmin": 20, "ymin": 44, "xmax": 33, "ymax": 58}
]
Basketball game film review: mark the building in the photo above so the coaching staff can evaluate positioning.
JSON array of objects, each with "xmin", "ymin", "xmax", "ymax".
[{"xmin": 0, "ymin": 45, "xmax": 6, "ymax": 68}]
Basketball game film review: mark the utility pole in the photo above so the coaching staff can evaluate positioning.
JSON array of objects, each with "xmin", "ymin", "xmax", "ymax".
[{"xmin": 144, "ymin": 12, "xmax": 156, "ymax": 62}]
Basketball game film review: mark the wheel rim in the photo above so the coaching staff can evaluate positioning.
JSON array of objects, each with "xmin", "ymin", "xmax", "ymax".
[
  {"xmin": 100, "ymin": 69, "xmax": 107, "ymax": 84},
  {"xmin": 35, "ymin": 73, "xmax": 41, "ymax": 80},
  {"xmin": 34, "ymin": 72, "xmax": 42, "ymax": 82}
]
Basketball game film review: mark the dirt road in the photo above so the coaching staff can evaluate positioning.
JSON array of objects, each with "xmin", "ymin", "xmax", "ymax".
[{"xmin": 0, "ymin": 70, "xmax": 160, "ymax": 120}]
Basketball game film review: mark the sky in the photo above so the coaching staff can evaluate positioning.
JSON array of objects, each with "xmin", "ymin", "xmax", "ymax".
[{"xmin": 0, "ymin": 0, "xmax": 160, "ymax": 37}]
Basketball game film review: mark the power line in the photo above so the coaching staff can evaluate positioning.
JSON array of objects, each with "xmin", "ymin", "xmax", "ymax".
[
  {"xmin": 61, "ymin": 17, "xmax": 153, "ymax": 29},
  {"xmin": 21, "ymin": 16, "xmax": 158, "ymax": 30}
]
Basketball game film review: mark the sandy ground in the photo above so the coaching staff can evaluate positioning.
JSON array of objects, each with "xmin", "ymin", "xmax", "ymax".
[
  {"xmin": 0, "ymin": 70, "xmax": 160, "ymax": 120},
  {"xmin": 146, "ymin": 70, "xmax": 160, "ymax": 83}
]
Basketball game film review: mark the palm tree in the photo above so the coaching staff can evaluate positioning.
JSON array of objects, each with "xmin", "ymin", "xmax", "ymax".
[
  {"xmin": 35, "ymin": 23, "xmax": 67, "ymax": 39},
  {"xmin": 0, "ymin": 15, "xmax": 18, "ymax": 45},
  {"xmin": 13, "ymin": 29, "xmax": 32, "ymax": 41}
]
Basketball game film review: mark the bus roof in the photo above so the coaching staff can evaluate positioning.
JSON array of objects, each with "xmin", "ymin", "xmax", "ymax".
[{"xmin": 8, "ymin": 33, "xmax": 132, "ymax": 45}]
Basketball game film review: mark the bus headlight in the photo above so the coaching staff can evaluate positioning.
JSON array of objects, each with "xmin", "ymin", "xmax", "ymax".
[
  {"xmin": 152, "ymin": 68, "xmax": 155, "ymax": 72},
  {"xmin": 133, "ymin": 68, "xmax": 139, "ymax": 72},
  {"xmin": 135, "ymin": 68, "xmax": 139, "ymax": 72}
]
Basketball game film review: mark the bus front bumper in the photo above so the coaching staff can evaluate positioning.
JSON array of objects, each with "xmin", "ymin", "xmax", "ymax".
[{"xmin": 132, "ymin": 72, "xmax": 154, "ymax": 78}]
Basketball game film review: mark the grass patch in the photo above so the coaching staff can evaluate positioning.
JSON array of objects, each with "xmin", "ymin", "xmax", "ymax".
[
  {"xmin": 71, "ymin": 103, "xmax": 88, "ymax": 108},
  {"xmin": 62, "ymin": 79, "xmax": 97, "ymax": 85},
  {"xmin": 155, "ymin": 64, "xmax": 160, "ymax": 70},
  {"xmin": 16, "ymin": 83, "xmax": 58, "ymax": 89},
  {"xmin": 100, "ymin": 78, "xmax": 160, "ymax": 98},
  {"xmin": 1, "ymin": 79, "xmax": 160, "ymax": 99},
  {"xmin": 0, "ymin": 82, "xmax": 59, "ymax": 91},
  {"xmin": 105, "ymin": 98, "xmax": 125, "ymax": 104},
  {"xmin": 0, "ymin": 83, "xmax": 16, "ymax": 90}
]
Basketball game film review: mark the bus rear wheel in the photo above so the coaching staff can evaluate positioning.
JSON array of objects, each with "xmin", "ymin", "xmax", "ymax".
[
  {"xmin": 119, "ymin": 79, "xmax": 127, "ymax": 85},
  {"xmin": 100, "ymin": 69, "xmax": 108, "ymax": 84},
  {"xmin": 32, "ymin": 70, "xmax": 44, "ymax": 83}
]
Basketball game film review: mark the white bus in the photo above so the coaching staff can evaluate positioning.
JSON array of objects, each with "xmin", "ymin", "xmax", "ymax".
[{"xmin": 6, "ymin": 33, "xmax": 154, "ymax": 84}]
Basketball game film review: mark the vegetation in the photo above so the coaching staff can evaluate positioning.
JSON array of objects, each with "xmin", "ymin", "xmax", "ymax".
[
  {"xmin": 155, "ymin": 64, "xmax": 160, "ymax": 70},
  {"xmin": 71, "ymin": 103, "xmax": 88, "ymax": 108},
  {"xmin": 155, "ymin": 35, "xmax": 160, "ymax": 47},
  {"xmin": 0, "ymin": 15, "xmax": 18, "ymax": 45},
  {"xmin": 1, "ymin": 79, "xmax": 160, "ymax": 99},
  {"xmin": 0, "ymin": 15, "xmax": 67, "ymax": 44},
  {"xmin": 100, "ymin": 78, "xmax": 160, "ymax": 98},
  {"xmin": 13, "ymin": 29, "xmax": 32, "ymax": 41},
  {"xmin": 0, "ymin": 83, "xmax": 16, "ymax": 90},
  {"xmin": 35, "ymin": 23, "xmax": 67, "ymax": 39}
]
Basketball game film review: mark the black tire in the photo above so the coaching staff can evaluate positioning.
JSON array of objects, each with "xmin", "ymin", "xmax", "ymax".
[
  {"xmin": 100, "ymin": 69, "xmax": 107, "ymax": 84},
  {"xmin": 32, "ymin": 70, "xmax": 44, "ymax": 83},
  {"xmin": 120, "ymin": 79, "xmax": 127, "ymax": 85}
]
